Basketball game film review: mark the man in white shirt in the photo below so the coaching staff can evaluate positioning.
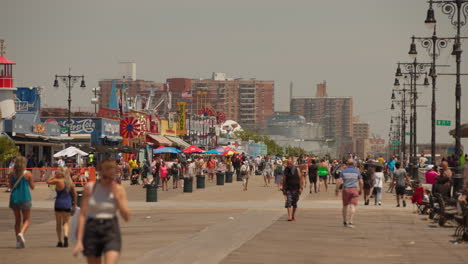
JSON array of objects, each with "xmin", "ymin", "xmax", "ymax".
[{"xmin": 57, "ymin": 157, "xmax": 66, "ymax": 167}]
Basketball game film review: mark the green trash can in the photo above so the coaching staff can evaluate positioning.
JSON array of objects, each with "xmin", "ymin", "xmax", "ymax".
[
  {"xmin": 76, "ymin": 190, "xmax": 83, "ymax": 207},
  {"xmin": 225, "ymin": 171, "xmax": 233, "ymax": 183},
  {"xmin": 216, "ymin": 172, "xmax": 225, "ymax": 185},
  {"xmin": 146, "ymin": 184, "xmax": 158, "ymax": 202},
  {"xmin": 196, "ymin": 175, "xmax": 205, "ymax": 189},
  {"xmin": 183, "ymin": 177, "xmax": 193, "ymax": 193}
]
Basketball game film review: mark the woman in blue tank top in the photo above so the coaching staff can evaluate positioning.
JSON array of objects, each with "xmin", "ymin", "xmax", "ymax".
[
  {"xmin": 9, "ymin": 156, "xmax": 35, "ymax": 249},
  {"xmin": 47, "ymin": 167, "xmax": 77, "ymax": 248}
]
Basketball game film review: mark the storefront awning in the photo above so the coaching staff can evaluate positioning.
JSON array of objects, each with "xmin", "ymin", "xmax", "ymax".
[
  {"xmin": 10, "ymin": 136, "xmax": 63, "ymax": 147},
  {"xmin": 165, "ymin": 136, "xmax": 190, "ymax": 148},
  {"xmin": 147, "ymin": 133, "xmax": 172, "ymax": 146}
]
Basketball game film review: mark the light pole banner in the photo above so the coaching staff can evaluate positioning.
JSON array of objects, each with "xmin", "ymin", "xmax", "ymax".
[{"xmin": 177, "ymin": 101, "xmax": 187, "ymax": 136}]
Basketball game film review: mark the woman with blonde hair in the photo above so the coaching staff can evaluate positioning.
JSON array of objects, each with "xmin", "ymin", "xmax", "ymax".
[
  {"xmin": 73, "ymin": 159, "xmax": 130, "ymax": 264},
  {"xmin": 47, "ymin": 166, "xmax": 77, "ymax": 247},
  {"xmin": 9, "ymin": 156, "xmax": 35, "ymax": 248}
]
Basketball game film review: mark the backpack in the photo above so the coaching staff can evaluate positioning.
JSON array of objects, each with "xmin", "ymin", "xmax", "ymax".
[{"xmin": 171, "ymin": 164, "xmax": 179, "ymax": 176}]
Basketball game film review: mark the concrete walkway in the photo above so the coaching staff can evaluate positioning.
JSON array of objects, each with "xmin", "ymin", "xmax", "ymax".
[{"xmin": 0, "ymin": 176, "xmax": 466, "ymax": 264}]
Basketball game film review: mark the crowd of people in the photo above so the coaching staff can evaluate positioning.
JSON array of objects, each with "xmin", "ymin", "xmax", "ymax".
[{"xmin": 6, "ymin": 151, "xmax": 468, "ymax": 263}]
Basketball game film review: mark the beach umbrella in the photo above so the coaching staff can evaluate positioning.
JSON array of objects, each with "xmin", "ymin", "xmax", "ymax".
[
  {"xmin": 153, "ymin": 147, "xmax": 181, "ymax": 154},
  {"xmin": 54, "ymin": 146, "xmax": 88, "ymax": 158},
  {"xmin": 183, "ymin": 145, "xmax": 204, "ymax": 153},
  {"xmin": 223, "ymin": 150, "xmax": 237, "ymax": 156},
  {"xmin": 204, "ymin": 149, "xmax": 223, "ymax": 155}
]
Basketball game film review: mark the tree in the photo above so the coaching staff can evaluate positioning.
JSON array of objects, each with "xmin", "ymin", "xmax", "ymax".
[{"xmin": 0, "ymin": 137, "xmax": 19, "ymax": 165}]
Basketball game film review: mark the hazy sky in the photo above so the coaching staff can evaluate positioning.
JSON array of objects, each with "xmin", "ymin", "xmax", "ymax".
[{"xmin": 1, "ymin": 0, "xmax": 468, "ymax": 147}]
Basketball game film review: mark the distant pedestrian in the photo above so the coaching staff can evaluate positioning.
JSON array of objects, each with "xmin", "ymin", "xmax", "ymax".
[
  {"xmin": 308, "ymin": 159, "xmax": 318, "ymax": 194},
  {"xmin": 386, "ymin": 157, "xmax": 397, "ymax": 192},
  {"xmin": 46, "ymin": 167, "xmax": 77, "ymax": 247},
  {"xmin": 299, "ymin": 156, "xmax": 309, "ymax": 188},
  {"xmin": 263, "ymin": 156, "xmax": 273, "ymax": 187},
  {"xmin": 317, "ymin": 159, "xmax": 329, "ymax": 192},
  {"xmin": 362, "ymin": 164, "xmax": 374, "ymax": 206},
  {"xmin": 373, "ymin": 166, "xmax": 384, "ymax": 206},
  {"xmin": 336, "ymin": 159, "xmax": 363, "ymax": 228},
  {"xmin": 171, "ymin": 159, "xmax": 181, "ymax": 189},
  {"xmin": 9, "ymin": 156, "xmax": 35, "ymax": 248},
  {"xmin": 159, "ymin": 161, "xmax": 169, "ymax": 191},
  {"xmin": 241, "ymin": 161, "xmax": 250, "ymax": 191},
  {"xmin": 274, "ymin": 160, "xmax": 284, "ymax": 191},
  {"xmin": 206, "ymin": 157, "xmax": 216, "ymax": 182},
  {"xmin": 72, "ymin": 159, "xmax": 130, "ymax": 263},
  {"xmin": 282, "ymin": 159, "xmax": 303, "ymax": 221},
  {"xmin": 393, "ymin": 162, "xmax": 410, "ymax": 207}
]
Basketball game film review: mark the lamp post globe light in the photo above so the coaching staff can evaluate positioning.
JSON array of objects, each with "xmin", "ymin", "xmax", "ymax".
[
  {"xmin": 53, "ymin": 70, "xmax": 86, "ymax": 139},
  {"xmin": 426, "ymin": 0, "xmax": 467, "ymax": 187}
]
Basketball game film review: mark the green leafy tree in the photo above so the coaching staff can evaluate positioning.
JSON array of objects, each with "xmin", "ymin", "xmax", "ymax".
[{"xmin": 0, "ymin": 137, "xmax": 19, "ymax": 165}]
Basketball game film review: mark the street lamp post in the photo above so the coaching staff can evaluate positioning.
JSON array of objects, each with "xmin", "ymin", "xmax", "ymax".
[
  {"xmin": 409, "ymin": 28, "xmax": 452, "ymax": 164},
  {"xmin": 392, "ymin": 80, "xmax": 410, "ymax": 162},
  {"xmin": 53, "ymin": 71, "xmax": 86, "ymax": 139},
  {"xmin": 395, "ymin": 61, "xmax": 431, "ymax": 179},
  {"xmin": 426, "ymin": 0, "xmax": 466, "ymax": 176}
]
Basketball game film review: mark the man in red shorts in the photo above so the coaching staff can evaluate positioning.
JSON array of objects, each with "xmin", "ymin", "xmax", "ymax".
[{"xmin": 335, "ymin": 159, "xmax": 363, "ymax": 228}]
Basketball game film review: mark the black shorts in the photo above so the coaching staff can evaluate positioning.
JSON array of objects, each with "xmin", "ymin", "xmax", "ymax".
[
  {"xmin": 395, "ymin": 186, "xmax": 406, "ymax": 196},
  {"xmin": 309, "ymin": 174, "xmax": 317, "ymax": 184},
  {"xmin": 54, "ymin": 207, "xmax": 71, "ymax": 213},
  {"xmin": 83, "ymin": 217, "xmax": 121, "ymax": 257}
]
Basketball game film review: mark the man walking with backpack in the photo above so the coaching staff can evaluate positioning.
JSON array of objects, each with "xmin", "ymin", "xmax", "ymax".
[{"xmin": 282, "ymin": 159, "xmax": 304, "ymax": 221}]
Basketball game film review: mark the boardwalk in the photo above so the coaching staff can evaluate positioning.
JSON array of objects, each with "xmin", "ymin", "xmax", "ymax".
[{"xmin": 0, "ymin": 176, "xmax": 466, "ymax": 264}]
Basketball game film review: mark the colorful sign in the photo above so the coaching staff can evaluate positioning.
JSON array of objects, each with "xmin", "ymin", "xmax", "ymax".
[
  {"xmin": 41, "ymin": 118, "xmax": 96, "ymax": 134},
  {"xmin": 33, "ymin": 124, "xmax": 46, "ymax": 134},
  {"xmin": 177, "ymin": 102, "xmax": 187, "ymax": 136},
  {"xmin": 160, "ymin": 119, "xmax": 177, "ymax": 136},
  {"xmin": 120, "ymin": 117, "xmax": 141, "ymax": 139}
]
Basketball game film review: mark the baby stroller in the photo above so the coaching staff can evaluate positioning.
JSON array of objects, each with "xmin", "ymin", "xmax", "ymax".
[{"xmin": 410, "ymin": 185, "xmax": 427, "ymax": 214}]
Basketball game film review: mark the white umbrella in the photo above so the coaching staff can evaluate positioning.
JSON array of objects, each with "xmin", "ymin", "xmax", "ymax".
[{"xmin": 53, "ymin": 146, "xmax": 89, "ymax": 158}]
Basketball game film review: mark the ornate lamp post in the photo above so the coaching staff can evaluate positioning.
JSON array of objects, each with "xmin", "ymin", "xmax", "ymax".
[
  {"xmin": 395, "ymin": 61, "xmax": 431, "ymax": 179},
  {"xmin": 426, "ymin": 0, "xmax": 467, "ymax": 178},
  {"xmin": 409, "ymin": 27, "xmax": 452, "ymax": 164},
  {"xmin": 53, "ymin": 70, "xmax": 86, "ymax": 138}
]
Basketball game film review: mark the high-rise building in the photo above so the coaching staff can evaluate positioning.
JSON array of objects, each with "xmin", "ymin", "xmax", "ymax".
[
  {"xmin": 168, "ymin": 73, "xmax": 274, "ymax": 129},
  {"xmin": 353, "ymin": 122, "xmax": 370, "ymax": 140},
  {"xmin": 290, "ymin": 82, "xmax": 353, "ymax": 156}
]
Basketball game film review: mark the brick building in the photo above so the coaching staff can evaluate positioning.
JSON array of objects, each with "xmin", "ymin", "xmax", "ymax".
[
  {"xmin": 353, "ymin": 122, "xmax": 370, "ymax": 140},
  {"xmin": 168, "ymin": 73, "xmax": 274, "ymax": 129},
  {"xmin": 290, "ymin": 82, "xmax": 353, "ymax": 156}
]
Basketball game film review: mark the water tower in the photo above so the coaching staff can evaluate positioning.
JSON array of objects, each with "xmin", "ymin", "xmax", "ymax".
[{"xmin": 0, "ymin": 40, "xmax": 17, "ymax": 121}]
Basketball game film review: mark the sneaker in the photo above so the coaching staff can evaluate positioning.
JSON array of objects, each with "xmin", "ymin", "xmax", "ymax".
[
  {"xmin": 17, "ymin": 233, "xmax": 25, "ymax": 248},
  {"xmin": 396, "ymin": 204, "xmax": 400, "ymax": 207},
  {"xmin": 16, "ymin": 242, "xmax": 21, "ymax": 249},
  {"xmin": 347, "ymin": 223, "xmax": 355, "ymax": 228},
  {"xmin": 287, "ymin": 218, "xmax": 293, "ymax": 221},
  {"xmin": 343, "ymin": 221, "xmax": 348, "ymax": 227},
  {"xmin": 378, "ymin": 202, "xmax": 382, "ymax": 206},
  {"xmin": 403, "ymin": 201, "xmax": 407, "ymax": 207},
  {"xmin": 56, "ymin": 242, "xmax": 63, "ymax": 247}
]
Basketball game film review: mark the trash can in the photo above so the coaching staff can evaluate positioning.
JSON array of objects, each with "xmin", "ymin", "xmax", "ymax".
[
  {"xmin": 216, "ymin": 172, "xmax": 225, "ymax": 186},
  {"xmin": 225, "ymin": 171, "xmax": 233, "ymax": 183},
  {"xmin": 76, "ymin": 190, "xmax": 83, "ymax": 207},
  {"xmin": 196, "ymin": 175, "xmax": 205, "ymax": 189},
  {"xmin": 146, "ymin": 184, "xmax": 158, "ymax": 202},
  {"xmin": 184, "ymin": 177, "xmax": 193, "ymax": 193}
]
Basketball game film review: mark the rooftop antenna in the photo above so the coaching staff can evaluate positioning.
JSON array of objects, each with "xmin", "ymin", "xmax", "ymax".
[{"xmin": 0, "ymin": 39, "xmax": 6, "ymax": 56}]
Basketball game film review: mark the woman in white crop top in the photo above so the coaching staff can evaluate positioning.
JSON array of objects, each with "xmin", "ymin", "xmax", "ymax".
[{"xmin": 73, "ymin": 159, "xmax": 130, "ymax": 264}]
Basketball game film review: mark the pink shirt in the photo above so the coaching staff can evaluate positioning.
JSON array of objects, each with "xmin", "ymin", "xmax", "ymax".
[
  {"xmin": 425, "ymin": 170, "xmax": 439, "ymax": 184},
  {"xmin": 159, "ymin": 166, "xmax": 168, "ymax": 178}
]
